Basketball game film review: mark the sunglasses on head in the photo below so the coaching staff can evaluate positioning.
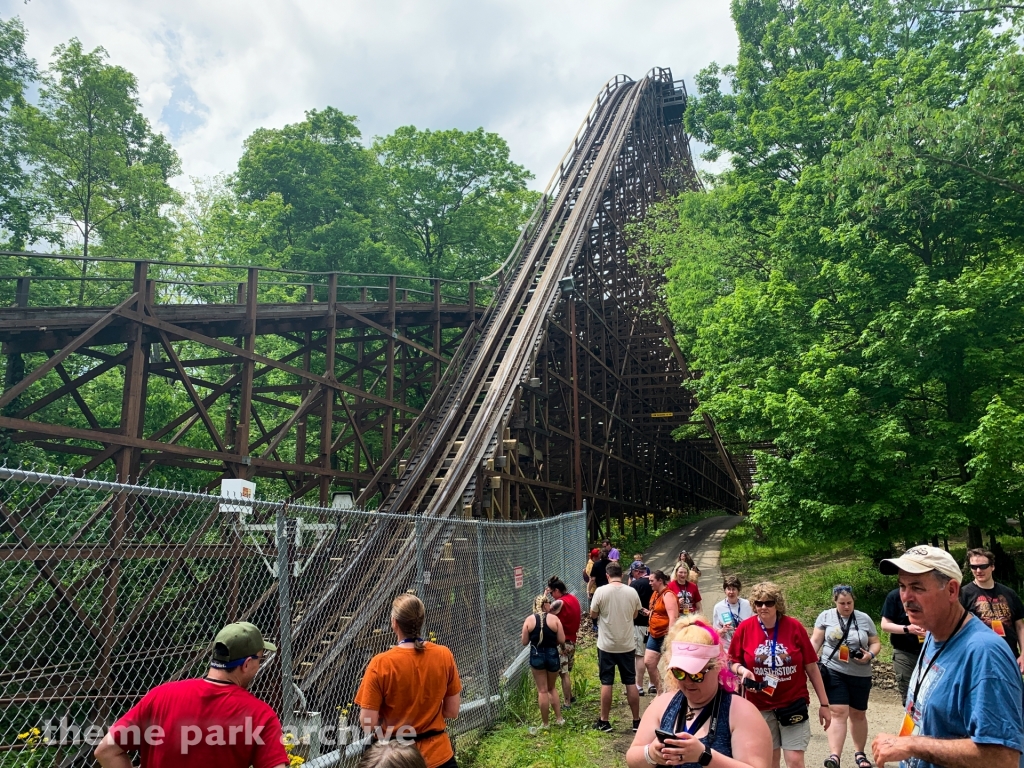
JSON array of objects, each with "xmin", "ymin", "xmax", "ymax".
[
  {"xmin": 670, "ymin": 664, "xmax": 713, "ymax": 683},
  {"xmin": 969, "ymin": 563, "xmax": 992, "ymax": 570},
  {"xmin": 753, "ymin": 600, "xmax": 776, "ymax": 608}
]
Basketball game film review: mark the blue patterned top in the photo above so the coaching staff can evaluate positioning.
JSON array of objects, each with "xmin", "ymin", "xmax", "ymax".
[{"xmin": 659, "ymin": 689, "xmax": 734, "ymax": 767}]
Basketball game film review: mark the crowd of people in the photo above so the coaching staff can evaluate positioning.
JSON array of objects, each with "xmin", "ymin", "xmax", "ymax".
[
  {"xmin": 89, "ymin": 538, "xmax": 1024, "ymax": 768},
  {"xmin": 589, "ymin": 541, "xmax": 1024, "ymax": 768}
]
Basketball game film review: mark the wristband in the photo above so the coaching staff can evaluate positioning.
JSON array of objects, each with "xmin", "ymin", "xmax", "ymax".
[
  {"xmin": 644, "ymin": 743, "xmax": 657, "ymax": 766},
  {"xmin": 903, "ymin": 625, "xmax": 910, "ymax": 634}
]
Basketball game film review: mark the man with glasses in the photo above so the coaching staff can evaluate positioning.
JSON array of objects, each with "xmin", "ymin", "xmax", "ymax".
[
  {"xmin": 95, "ymin": 622, "xmax": 288, "ymax": 768},
  {"xmin": 961, "ymin": 547, "xmax": 1024, "ymax": 673}
]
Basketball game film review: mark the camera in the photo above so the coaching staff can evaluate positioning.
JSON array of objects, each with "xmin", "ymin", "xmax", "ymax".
[
  {"xmin": 851, "ymin": 649, "xmax": 865, "ymax": 660},
  {"xmin": 742, "ymin": 678, "xmax": 765, "ymax": 690}
]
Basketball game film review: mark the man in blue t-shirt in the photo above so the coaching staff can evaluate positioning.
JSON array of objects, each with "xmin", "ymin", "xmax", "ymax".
[{"xmin": 872, "ymin": 545, "xmax": 1024, "ymax": 768}]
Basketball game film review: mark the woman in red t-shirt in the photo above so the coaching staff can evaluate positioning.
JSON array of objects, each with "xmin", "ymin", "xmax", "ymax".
[
  {"xmin": 667, "ymin": 563, "xmax": 702, "ymax": 616},
  {"xmin": 727, "ymin": 582, "xmax": 831, "ymax": 768}
]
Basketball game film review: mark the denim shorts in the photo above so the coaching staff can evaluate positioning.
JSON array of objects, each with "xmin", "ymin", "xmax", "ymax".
[
  {"xmin": 530, "ymin": 645, "xmax": 560, "ymax": 673},
  {"xmin": 646, "ymin": 634, "xmax": 665, "ymax": 653}
]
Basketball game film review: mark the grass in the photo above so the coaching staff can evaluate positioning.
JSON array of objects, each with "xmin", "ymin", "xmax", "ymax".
[
  {"xmin": 720, "ymin": 520, "xmax": 896, "ymax": 658},
  {"xmin": 458, "ymin": 635, "xmax": 628, "ymax": 768}
]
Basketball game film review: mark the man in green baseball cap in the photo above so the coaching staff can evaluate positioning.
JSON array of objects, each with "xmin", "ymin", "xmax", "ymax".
[
  {"xmin": 95, "ymin": 622, "xmax": 288, "ymax": 768},
  {"xmin": 209, "ymin": 621, "xmax": 278, "ymax": 676}
]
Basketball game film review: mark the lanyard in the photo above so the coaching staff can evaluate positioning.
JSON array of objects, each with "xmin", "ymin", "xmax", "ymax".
[
  {"xmin": 837, "ymin": 611, "xmax": 858, "ymax": 639},
  {"xmin": 910, "ymin": 609, "xmax": 968, "ymax": 706},
  {"xmin": 202, "ymin": 676, "xmax": 236, "ymax": 686},
  {"xmin": 673, "ymin": 687, "xmax": 724, "ymax": 739},
  {"xmin": 726, "ymin": 601, "xmax": 740, "ymax": 627},
  {"xmin": 759, "ymin": 618, "xmax": 780, "ymax": 671}
]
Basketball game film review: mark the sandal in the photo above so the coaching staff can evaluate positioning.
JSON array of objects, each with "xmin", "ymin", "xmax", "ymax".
[
  {"xmin": 824, "ymin": 756, "xmax": 840, "ymax": 768},
  {"xmin": 854, "ymin": 751, "xmax": 872, "ymax": 768}
]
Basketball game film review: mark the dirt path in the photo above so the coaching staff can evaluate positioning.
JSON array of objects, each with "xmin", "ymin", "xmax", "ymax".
[{"xmin": 602, "ymin": 514, "xmax": 908, "ymax": 767}]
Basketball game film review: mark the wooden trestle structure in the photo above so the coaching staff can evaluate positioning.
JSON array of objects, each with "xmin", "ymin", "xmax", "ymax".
[{"xmin": 0, "ymin": 68, "xmax": 747, "ymax": 539}]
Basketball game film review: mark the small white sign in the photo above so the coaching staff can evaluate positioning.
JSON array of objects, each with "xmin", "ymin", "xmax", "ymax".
[
  {"xmin": 423, "ymin": 570, "xmax": 431, "ymax": 586},
  {"xmin": 513, "ymin": 566, "xmax": 524, "ymax": 589},
  {"xmin": 220, "ymin": 479, "xmax": 256, "ymax": 515}
]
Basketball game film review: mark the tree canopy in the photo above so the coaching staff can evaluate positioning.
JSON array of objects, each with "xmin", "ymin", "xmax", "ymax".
[
  {"xmin": 0, "ymin": 14, "xmax": 537, "ymax": 285},
  {"xmin": 641, "ymin": 0, "xmax": 1024, "ymax": 550},
  {"xmin": 22, "ymin": 39, "xmax": 181, "ymax": 260},
  {"xmin": 373, "ymin": 126, "xmax": 538, "ymax": 279}
]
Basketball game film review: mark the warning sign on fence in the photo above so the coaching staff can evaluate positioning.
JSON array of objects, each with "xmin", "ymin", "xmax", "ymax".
[{"xmin": 513, "ymin": 565, "xmax": 524, "ymax": 589}]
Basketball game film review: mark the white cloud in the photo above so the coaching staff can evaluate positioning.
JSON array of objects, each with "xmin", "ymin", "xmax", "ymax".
[{"xmin": 4, "ymin": 0, "xmax": 738, "ymax": 187}]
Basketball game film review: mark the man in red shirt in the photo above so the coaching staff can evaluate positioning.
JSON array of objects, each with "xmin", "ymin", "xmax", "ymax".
[
  {"xmin": 666, "ymin": 563, "xmax": 702, "ymax": 617},
  {"xmin": 94, "ymin": 622, "xmax": 288, "ymax": 768},
  {"xmin": 548, "ymin": 576, "xmax": 581, "ymax": 707}
]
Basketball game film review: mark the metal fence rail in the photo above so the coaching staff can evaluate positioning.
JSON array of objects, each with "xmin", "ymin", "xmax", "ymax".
[{"xmin": 0, "ymin": 466, "xmax": 587, "ymax": 765}]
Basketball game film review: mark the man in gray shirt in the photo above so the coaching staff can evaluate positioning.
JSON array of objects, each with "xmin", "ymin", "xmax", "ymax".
[{"xmin": 590, "ymin": 561, "xmax": 642, "ymax": 732}]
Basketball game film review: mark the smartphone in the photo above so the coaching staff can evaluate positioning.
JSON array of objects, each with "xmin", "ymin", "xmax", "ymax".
[{"xmin": 654, "ymin": 728, "xmax": 678, "ymax": 743}]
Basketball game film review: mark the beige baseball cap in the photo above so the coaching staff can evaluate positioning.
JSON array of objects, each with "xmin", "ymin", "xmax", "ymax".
[{"xmin": 879, "ymin": 545, "xmax": 962, "ymax": 583}]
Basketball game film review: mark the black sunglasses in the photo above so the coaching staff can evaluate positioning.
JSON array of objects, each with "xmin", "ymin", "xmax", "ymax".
[
  {"xmin": 753, "ymin": 600, "xmax": 776, "ymax": 608},
  {"xmin": 969, "ymin": 563, "xmax": 993, "ymax": 571}
]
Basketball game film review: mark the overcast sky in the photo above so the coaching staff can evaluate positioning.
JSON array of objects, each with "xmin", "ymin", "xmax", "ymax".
[{"xmin": 2, "ymin": 0, "xmax": 738, "ymax": 190}]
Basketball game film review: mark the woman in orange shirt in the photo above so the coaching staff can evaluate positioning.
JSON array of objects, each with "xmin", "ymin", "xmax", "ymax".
[
  {"xmin": 355, "ymin": 595, "xmax": 462, "ymax": 768},
  {"xmin": 643, "ymin": 569, "xmax": 679, "ymax": 694}
]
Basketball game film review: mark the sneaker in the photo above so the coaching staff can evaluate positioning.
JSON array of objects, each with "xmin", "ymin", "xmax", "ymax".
[
  {"xmin": 637, "ymin": 686, "xmax": 646, "ymax": 696},
  {"xmin": 555, "ymin": 718, "xmax": 566, "ymax": 726},
  {"xmin": 648, "ymin": 684, "xmax": 658, "ymax": 695},
  {"xmin": 593, "ymin": 719, "xmax": 612, "ymax": 732},
  {"xmin": 632, "ymin": 719, "xmax": 641, "ymax": 732}
]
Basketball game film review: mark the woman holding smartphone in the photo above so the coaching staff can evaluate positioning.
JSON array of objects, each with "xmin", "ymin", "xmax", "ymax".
[{"xmin": 626, "ymin": 615, "xmax": 771, "ymax": 767}]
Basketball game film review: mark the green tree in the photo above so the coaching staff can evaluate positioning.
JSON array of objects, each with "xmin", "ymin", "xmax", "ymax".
[
  {"xmin": 373, "ymin": 126, "xmax": 538, "ymax": 279},
  {"xmin": 641, "ymin": 0, "xmax": 1024, "ymax": 550},
  {"xmin": 0, "ymin": 16, "xmax": 37, "ymax": 248},
  {"xmin": 233, "ymin": 107, "xmax": 394, "ymax": 274},
  {"xmin": 23, "ymin": 39, "xmax": 180, "ymax": 264},
  {"xmin": 173, "ymin": 175, "xmax": 288, "ymax": 267}
]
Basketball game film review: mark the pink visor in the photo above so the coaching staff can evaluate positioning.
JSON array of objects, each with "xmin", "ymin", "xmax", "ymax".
[{"xmin": 667, "ymin": 641, "xmax": 720, "ymax": 674}]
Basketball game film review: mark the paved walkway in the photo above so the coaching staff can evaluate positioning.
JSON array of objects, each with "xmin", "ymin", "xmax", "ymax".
[{"xmin": 644, "ymin": 513, "xmax": 743, "ymax": 611}]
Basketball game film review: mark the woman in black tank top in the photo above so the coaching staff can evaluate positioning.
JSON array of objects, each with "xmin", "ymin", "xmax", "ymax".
[{"xmin": 521, "ymin": 594, "xmax": 566, "ymax": 728}]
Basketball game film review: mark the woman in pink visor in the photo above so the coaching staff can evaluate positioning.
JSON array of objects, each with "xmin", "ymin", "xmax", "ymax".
[{"xmin": 626, "ymin": 616, "xmax": 771, "ymax": 768}]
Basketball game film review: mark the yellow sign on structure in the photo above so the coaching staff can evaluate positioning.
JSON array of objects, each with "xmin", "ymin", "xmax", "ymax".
[{"xmin": 651, "ymin": 412, "xmax": 674, "ymax": 418}]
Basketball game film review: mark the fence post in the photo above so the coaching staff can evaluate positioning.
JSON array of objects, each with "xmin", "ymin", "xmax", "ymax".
[
  {"xmin": 476, "ymin": 522, "xmax": 490, "ymax": 715},
  {"xmin": 277, "ymin": 508, "xmax": 295, "ymax": 725},
  {"xmin": 415, "ymin": 516, "xmax": 424, "ymax": 595}
]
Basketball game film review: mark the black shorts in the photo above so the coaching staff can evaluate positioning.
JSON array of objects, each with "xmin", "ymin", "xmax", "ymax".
[
  {"xmin": 821, "ymin": 666, "xmax": 872, "ymax": 710},
  {"xmin": 598, "ymin": 649, "xmax": 637, "ymax": 686}
]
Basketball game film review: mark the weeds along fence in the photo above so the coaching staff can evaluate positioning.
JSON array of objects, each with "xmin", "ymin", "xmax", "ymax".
[{"xmin": 0, "ymin": 466, "xmax": 587, "ymax": 766}]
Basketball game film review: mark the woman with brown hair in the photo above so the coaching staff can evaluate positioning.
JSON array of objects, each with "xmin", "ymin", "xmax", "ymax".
[
  {"xmin": 644, "ymin": 569, "xmax": 679, "ymax": 695},
  {"xmin": 355, "ymin": 594, "xmax": 463, "ymax": 768},
  {"xmin": 728, "ymin": 582, "xmax": 831, "ymax": 768}
]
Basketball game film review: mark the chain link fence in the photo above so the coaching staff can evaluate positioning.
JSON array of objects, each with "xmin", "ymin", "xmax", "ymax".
[{"xmin": 0, "ymin": 466, "xmax": 587, "ymax": 766}]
